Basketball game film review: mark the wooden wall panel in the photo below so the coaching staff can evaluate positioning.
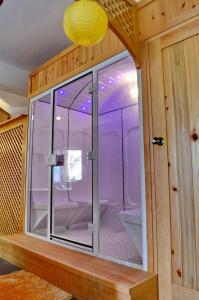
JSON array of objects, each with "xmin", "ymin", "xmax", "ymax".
[
  {"xmin": 0, "ymin": 108, "xmax": 10, "ymax": 124},
  {"xmin": 138, "ymin": 0, "xmax": 199, "ymax": 40},
  {"xmin": 29, "ymin": 29, "xmax": 126, "ymax": 99},
  {"xmin": 0, "ymin": 116, "xmax": 27, "ymax": 236},
  {"xmin": 140, "ymin": 43, "xmax": 158, "ymax": 274},
  {"xmin": 173, "ymin": 284, "xmax": 199, "ymax": 300}
]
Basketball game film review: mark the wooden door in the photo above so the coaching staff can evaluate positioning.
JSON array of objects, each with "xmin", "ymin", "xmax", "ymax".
[{"xmin": 147, "ymin": 17, "xmax": 199, "ymax": 300}]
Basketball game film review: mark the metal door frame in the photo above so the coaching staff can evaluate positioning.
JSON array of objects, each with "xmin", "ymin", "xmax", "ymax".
[
  {"xmin": 50, "ymin": 71, "xmax": 95, "ymax": 250},
  {"xmin": 25, "ymin": 50, "xmax": 148, "ymax": 270}
]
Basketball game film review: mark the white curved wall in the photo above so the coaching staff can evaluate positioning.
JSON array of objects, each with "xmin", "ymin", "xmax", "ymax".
[{"xmin": 0, "ymin": 90, "xmax": 27, "ymax": 116}]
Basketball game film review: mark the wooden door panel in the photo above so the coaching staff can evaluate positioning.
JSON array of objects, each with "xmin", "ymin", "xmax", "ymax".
[
  {"xmin": 147, "ymin": 13, "xmax": 199, "ymax": 300},
  {"xmin": 162, "ymin": 40, "xmax": 198, "ymax": 289},
  {"xmin": 162, "ymin": 48, "xmax": 183, "ymax": 287},
  {"xmin": 148, "ymin": 38, "xmax": 173, "ymax": 300},
  {"xmin": 183, "ymin": 35, "xmax": 199, "ymax": 290}
]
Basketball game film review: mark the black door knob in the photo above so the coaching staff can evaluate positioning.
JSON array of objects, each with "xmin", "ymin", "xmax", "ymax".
[{"xmin": 152, "ymin": 137, "xmax": 165, "ymax": 146}]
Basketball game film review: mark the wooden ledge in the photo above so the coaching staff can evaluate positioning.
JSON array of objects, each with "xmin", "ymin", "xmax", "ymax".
[
  {"xmin": 0, "ymin": 234, "xmax": 158, "ymax": 300},
  {"xmin": 0, "ymin": 107, "xmax": 10, "ymax": 120},
  {"xmin": 0, "ymin": 115, "xmax": 27, "ymax": 132}
]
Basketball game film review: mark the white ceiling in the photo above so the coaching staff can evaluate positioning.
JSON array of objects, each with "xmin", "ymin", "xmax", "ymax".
[
  {"xmin": 0, "ymin": 0, "xmax": 73, "ymax": 71},
  {"xmin": 0, "ymin": 0, "xmax": 138, "ymax": 104}
]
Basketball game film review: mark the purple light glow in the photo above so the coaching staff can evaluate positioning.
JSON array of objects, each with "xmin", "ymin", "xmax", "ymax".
[
  {"xmin": 88, "ymin": 99, "xmax": 92, "ymax": 103},
  {"xmin": 101, "ymin": 86, "xmax": 105, "ymax": 90},
  {"xmin": 83, "ymin": 107, "xmax": 86, "ymax": 111},
  {"xmin": 59, "ymin": 90, "xmax": 64, "ymax": 95},
  {"xmin": 108, "ymin": 80, "xmax": 113, "ymax": 84},
  {"xmin": 117, "ymin": 75, "xmax": 121, "ymax": 79}
]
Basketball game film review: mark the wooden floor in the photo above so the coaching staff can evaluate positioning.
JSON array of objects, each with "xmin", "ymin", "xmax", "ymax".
[
  {"xmin": 0, "ymin": 234, "xmax": 158, "ymax": 300},
  {"xmin": 0, "ymin": 258, "xmax": 20, "ymax": 275}
]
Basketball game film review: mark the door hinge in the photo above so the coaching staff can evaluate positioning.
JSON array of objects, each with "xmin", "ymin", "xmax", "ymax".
[
  {"xmin": 89, "ymin": 84, "xmax": 97, "ymax": 94},
  {"xmin": 88, "ymin": 223, "xmax": 96, "ymax": 234},
  {"xmin": 87, "ymin": 151, "xmax": 96, "ymax": 160}
]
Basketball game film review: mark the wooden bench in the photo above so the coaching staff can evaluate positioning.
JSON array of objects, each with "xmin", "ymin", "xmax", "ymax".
[{"xmin": 0, "ymin": 234, "xmax": 158, "ymax": 300}]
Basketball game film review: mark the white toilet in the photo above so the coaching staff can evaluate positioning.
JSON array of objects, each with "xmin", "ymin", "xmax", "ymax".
[{"xmin": 119, "ymin": 208, "xmax": 142, "ymax": 256}]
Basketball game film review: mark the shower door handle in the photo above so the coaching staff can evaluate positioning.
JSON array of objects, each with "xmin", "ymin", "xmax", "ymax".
[
  {"xmin": 152, "ymin": 137, "xmax": 165, "ymax": 146},
  {"xmin": 87, "ymin": 151, "xmax": 96, "ymax": 160},
  {"xmin": 46, "ymin": 154, "xmax": 64, "ymax": 166}
]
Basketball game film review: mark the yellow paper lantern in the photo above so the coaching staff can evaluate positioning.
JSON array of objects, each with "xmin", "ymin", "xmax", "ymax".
[{"xmin": 63, "ymin": 0, "xmax": 108, "ymax": 47}]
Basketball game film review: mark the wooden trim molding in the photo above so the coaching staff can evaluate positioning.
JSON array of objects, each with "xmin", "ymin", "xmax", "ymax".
[
  {"xmin": 140, "ymin": 41, "xmax": 157, "ymax": 274},
  {"xmin": 0, "ymin": 107, "xmax": 10, "ymax": 124},
  {"xmin": 173, "ymin": 284, "xmax": 199, "ymax": 300},
  {"xmin": 138, "ymin": 0, "xmax": 199, "ymax": 41},
  {"xmin": 0, "ymin": 115, "xmax": 27, "ymax": 130},
  {"xmin": 137, "ymin": 0, "xmax": 153, "ymax": 10},
  {"xmin": 160, "ymin": 15, "xmax": 199, "ymax": 49},
  {"xmin": 28, "ymin": 30, "xmax": 126, "ymax": 98}
]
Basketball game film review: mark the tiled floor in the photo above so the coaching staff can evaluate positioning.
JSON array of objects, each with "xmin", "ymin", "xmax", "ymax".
[
  {"xmin": 55, "ymin": 226, "xmax": 143, "ymax": 266},
  {"xmin": 0, "ymin": 258, "xmax": 20, "ymax": 275}
]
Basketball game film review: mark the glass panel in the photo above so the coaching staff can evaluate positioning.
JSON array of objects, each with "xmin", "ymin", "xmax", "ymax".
[
  {"xmin": 29, "ymin": 94, "xmax": 51, "ymax": 237},
  {"xmin": 98, "ymin": 56, "xmax": 143, "ymax": 266},
  {"xmin": 52, "ymin": 73, "xmax": 93, "ymax": 248}
]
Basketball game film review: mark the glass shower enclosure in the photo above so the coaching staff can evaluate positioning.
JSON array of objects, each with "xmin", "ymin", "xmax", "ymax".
[{"xmin": 26, "ymin": 51, "xmax": 147, "ymax": 269}]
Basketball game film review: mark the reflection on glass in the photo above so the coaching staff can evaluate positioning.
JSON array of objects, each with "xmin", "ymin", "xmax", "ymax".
[
  {"xmin": 54, "ymin": 151, "xmax": 83, "ymax": 184},
  {"xmin": 53, "ymin": 166, "xmax": 61, "ymax": 183},
  {"xmin": 98, "ymin": 56, "xmax": 143, "ymax": 266},
  {"xmin": 29, "ymin": 94, "xmax": 51, "ymax": 237},
  {"xmin": 67, "ymin": 150, "xmax": 82, "ymax": 182}
]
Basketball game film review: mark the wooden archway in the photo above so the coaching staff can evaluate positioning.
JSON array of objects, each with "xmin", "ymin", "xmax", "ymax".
[{"xmin": 98, "ymin": 0, "xmax": 139, "ymax": 66}]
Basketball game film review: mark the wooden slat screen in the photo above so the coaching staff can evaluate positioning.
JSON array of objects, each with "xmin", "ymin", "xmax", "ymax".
[
  {"xmin": 0, "ymin": 108, "xmax": 10, "ymax": 124},
  {"xmin": 98, "ymin": 0, "xmax": 139, "ymax": 60},
  {"xmin": 0, "ymin": 116, "xmax": 27, "ymax": 236}
]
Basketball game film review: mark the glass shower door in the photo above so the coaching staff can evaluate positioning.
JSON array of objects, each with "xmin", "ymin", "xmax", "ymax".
[
  {"xmin": 97, "ymin": 55, "xmax": 144, "ymax": 266},
  {"xmin": 28, "ymin": 94, "xmax": 52, "ymax": 238},
  {"xmin": 51, "ymin": 73, "xmax": 93, "ymax": 248}
]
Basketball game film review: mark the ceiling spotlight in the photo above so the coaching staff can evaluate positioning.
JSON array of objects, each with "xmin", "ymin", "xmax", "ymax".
[
  {"xmin": 59, "ymin": 90, "xmax": 64, "ymax": 95},
  {"xmin": 124, "ymin": 71, "xmax": 137, "ymax": 82},
  {"xmin": 56, "ymin": 116, "xmax": 61, "ymax": 121}
]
